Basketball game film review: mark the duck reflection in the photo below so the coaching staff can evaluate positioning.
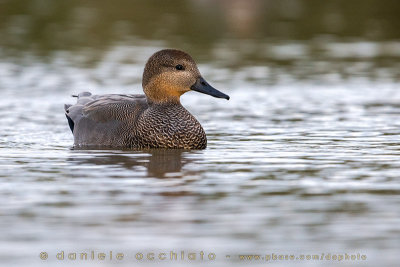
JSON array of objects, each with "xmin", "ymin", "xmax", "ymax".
[{"xmin": 68, "ymin": 149, "xmax": 191, "ymax": 178}]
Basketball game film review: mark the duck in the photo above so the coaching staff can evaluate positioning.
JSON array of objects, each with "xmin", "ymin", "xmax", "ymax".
[{"xmin": 64, "ymin": 49, "xmax": 230, "ymax": 149}]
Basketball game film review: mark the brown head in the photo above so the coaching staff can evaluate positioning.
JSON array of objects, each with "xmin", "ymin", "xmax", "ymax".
[{"xmin": 142, "ymin": 49, "xmax": 229, "ymax": 104}]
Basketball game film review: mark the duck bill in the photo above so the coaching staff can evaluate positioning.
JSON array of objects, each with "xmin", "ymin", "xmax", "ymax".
[{"xmin": 191, "ymin": 77, "xmax": 230, "ymax": 100}]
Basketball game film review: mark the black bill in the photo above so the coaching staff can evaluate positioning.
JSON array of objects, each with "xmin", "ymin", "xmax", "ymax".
[{"xmin": 191, "ymin": 77, "xmax": 230, "ymax": 100}]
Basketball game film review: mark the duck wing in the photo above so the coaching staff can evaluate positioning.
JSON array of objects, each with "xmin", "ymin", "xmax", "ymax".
[
  {"xmin": 64, "ymin": 92, "xmax": 148, "ymax": 146},
  {"xmin": 82, "ymin": 93, "xmax": 147, "ymax": 123}
]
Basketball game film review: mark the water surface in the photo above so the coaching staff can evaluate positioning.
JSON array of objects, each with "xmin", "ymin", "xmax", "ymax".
[{"xmin": 1, "ymin": 1, "xmax": 400, "ymax": 266}]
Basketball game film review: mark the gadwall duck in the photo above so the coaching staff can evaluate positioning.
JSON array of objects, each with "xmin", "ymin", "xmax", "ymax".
[{"xmin": 64, "ymin": 49, "xmax": 229, "ymax": 149}]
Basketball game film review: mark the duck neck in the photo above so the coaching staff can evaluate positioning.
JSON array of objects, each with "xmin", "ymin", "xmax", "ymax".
[
  {"xmin": 146, "ymin": 96, "xmax": 181, "ymax": 105},
  {"xmin": 143, "ymin": 74, "xmax": 186, "ymax": 104}
]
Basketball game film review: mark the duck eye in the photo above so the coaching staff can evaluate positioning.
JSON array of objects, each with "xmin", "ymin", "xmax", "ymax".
[{"xmin": 175, "ymin": 64, "xmax": 184, "ymax": 70}]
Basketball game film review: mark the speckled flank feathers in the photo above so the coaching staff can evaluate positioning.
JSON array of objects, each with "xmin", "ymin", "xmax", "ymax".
[{"xmin": 64, "ymin": 49, "xmax": 229, "ymax": 149}]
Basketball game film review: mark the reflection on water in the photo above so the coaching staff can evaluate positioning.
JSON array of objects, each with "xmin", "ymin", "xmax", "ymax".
[
  {"xmin": 68, "ymin": 149, "xmax": 188, "ymax": 178},
  {"xmin": 1, "ymin": 1, "xmax": 400, "ymax": 267}
]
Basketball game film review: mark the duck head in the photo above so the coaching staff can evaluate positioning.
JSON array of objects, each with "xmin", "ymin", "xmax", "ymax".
[{"xmin": 142, "ymin": 49, "xmax": 230, "ymax": 104}]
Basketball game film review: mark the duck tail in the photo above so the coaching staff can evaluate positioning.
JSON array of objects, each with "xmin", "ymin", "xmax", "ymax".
[
  {"xmin": 64, "ymin": 104, "xmax": 74, "ymax": 133},
  {"xmin": 64, "ymin": 104, "xmax": 72, "ymax": 111}
]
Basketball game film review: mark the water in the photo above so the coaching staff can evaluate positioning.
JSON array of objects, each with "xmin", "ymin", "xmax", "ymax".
[{"xmin": 1, "ymin": 1, "xmax": 400, "ymax": 266}]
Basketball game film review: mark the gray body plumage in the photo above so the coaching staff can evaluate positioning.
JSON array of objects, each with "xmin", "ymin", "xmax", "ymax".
[{"xmin": 64, "ymin": 92, "xmax": 207, "ymax": 149}]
